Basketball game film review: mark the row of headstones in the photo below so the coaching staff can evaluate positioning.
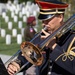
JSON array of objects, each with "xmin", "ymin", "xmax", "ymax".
[
  {"xmin": 6, "ymin": 34, "xmax": 22, "ymax": 45},
  {"xmin": 1, "ymin": 1, "xmax": 39, "ymax": 25},
  {"xmin": 2, "ymin": 12, "xmax": 27, "ymax": 23},
  {"xmin": 0, "ymin": 28, "xmax": 24, "ymax": 37},
  {"xmin": 1, "ymin": 10, "xmax": 38, "ymax": 28},
  {"xmin": 6, "ymin": 0, "xmax": 39, "ymax": 18},
  {"xmin": 3, "ymin": 21, "xmax": 24, "ymax": 30},
  {"xmin": 0, "ymin": 28, "xmax": 24, "ymax": 45}
]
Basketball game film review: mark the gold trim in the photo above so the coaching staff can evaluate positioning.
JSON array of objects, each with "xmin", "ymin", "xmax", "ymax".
[
  {"xmin": 40, "ymin": 11, "xmax": 64, "ymax": 14},
  {"xmin": 70, "ymin": 50, "xmax": 75, "ymax": 56},
  {"xmin": 40, "ymin": 8, "xmax": 65, "ymax": 10},
  {"xmin": 55, "ymin": 37, "xmax": 75, "ymax": 61}
]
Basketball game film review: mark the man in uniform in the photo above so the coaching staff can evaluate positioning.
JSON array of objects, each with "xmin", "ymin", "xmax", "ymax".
[
  {"xmin": 7, "ymin": 0, "xmax": 75, "ymax": 75},
  {"xmin": 24, "ymin": 16, "xmax": 36, "ymax": 41},
  {"xmin": 24, "ymin": 16, "xmax": 39, "ymax": 75}
]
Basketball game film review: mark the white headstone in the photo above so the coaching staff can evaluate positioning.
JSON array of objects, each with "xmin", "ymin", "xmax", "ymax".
[
  {"xmin": 26, "ymin": 11, "xmax": 30, "ymax": 17},
  {"xmin": 11, "ymin": 4, "xmax": 16, "ymax": 12},
  {"xmin": 21, "ymin": 28, "xmax": 24, "ymax": 37},
  {"xmin": 12, "ymin": 29, "xmax": 17, "ymax": 37},
  {"xmin": 17, "ymin": 34, "xmax": 22, "ymax": 44},
  {"xmin": 22, "ymin": 7, "xmax": 25, "ymax": 15},
  {"xmin": 15, "ymin": 10, "xmax": 18, "ymax": 15},
  {"xmin": 16, "ymin": 4, "xmax": 20, "ymax": 12},
  {"xmin": 32, "ymin": 11, "xmax": 37, "ymax": 16},
  {"xmin": 18, "ymin": 21, "xmax": 22, "ymax": 29},
  {"xmin": 6, "ymin": 34, "xmax": 11, "ymax": 45},
  {"xmin": 11, "ymin": 12, "xmax": 15, "ymax": 18},
  {"xmin": 26, "ymin": 1, "xmax": 31, "ymax": 6},
  {"xmin": 1, "ymin": 29, "xmax": 6, "ymax": 37},
  {"xmin": 8, "ymin": 21, "xmax": 13, "ymax": 30},
  {"xmin": 23, "ymin": 16, "xmax": 27, "ymax": 22},
  {"xmin": 13, "ymin": 16, "xmax": 18, "ymax": 22},
  {"xmin": 2, "ymin": 12, "xmax": 6, "ymax": 18},
  {"xmin": 19, "ymin": 12, "xmax": 22, "ymax": 18},
  {"xmin": 5, "ymin": 16, "xmax": 9, "ymax": 23},
  {"xmin": 14, "ymin": 0, "xmax": 18, "ymax": 4},
  {"xmin": 7, "ymin": 0, "xmax": 12, "ymax": 5}
]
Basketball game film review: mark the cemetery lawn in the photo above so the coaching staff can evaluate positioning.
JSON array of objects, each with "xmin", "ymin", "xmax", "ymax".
[
  {"xmin": 0, "ymin": 43, "xmax": 20, "ymax": 55},
  {"xmin": 0, "ymin": 11, "xmax": 25, "ymax": 55},
  {"xmin": 0, "ymin": 5, "xmax": 42, "ymax": 56},
  {"xmin": 0, "ymin": 37, "xmax": 21, "ymax": 55},
  {"xmin": 0, "ymin": 35, "xmax": 25, "ymax": 55}
]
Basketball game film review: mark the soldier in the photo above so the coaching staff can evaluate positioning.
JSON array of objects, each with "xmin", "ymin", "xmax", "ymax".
[
  {"xmin": 24, "ymin": 16, "xmax": 39, "ymax": 75},
  {"xmin": 7, "ymin": 0, "xmax": 75, "ymax": 75},
  {"xmin": 24, "ymin": 16, "xmax": 36, "ymax": 41}
]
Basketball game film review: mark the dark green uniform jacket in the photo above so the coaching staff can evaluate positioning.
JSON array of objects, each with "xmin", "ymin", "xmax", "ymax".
[{"xmin": 24, "ymin": 25, "xmax": 36, "ymax": 41}]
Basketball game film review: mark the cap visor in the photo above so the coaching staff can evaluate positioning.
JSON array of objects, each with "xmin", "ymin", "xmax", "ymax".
[{"xmin": 38, "ymin": 14, "xmax": 54, "ymax": 20}]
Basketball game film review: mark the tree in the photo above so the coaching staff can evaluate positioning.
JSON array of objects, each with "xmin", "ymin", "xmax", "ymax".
[{"xmin": 0, "ymin": 0, "xmax": 7, "ymax": 3}]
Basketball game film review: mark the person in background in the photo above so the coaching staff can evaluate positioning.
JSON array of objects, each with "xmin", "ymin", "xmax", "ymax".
[
  {"xmin": 23, "ymin": 16, "xmax": 39, "ymax": 75},
  {"xmin": 7, "ymin": 0, "xmax": 75, "ymax": 75},
  {"xmin": 24, "ymin": 16, "xmax": 36, "ymax": 41}
]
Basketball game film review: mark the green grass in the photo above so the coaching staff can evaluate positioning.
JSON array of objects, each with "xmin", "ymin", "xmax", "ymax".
[
  {"xmin": 0, "ymin": 43, "xmax": 20, "ymax": 55},
  {"xmin": 0, "ymin": 36, "xmax": 25, "ymax": 55}
]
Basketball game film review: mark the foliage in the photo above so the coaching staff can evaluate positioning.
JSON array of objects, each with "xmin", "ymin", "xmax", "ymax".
[
  {"xmin": 0, "ymin": 0, "xmax": 35, "ymax": 3},
  {"xmin": 0, "ymin": 0, "xmax": 7, "ymax": 3},
  {"xmin": 19, "ymin": 0, "xmax": 35, "ymax": 3}
]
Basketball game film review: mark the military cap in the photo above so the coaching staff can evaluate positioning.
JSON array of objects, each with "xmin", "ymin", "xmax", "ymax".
[
  {"xmin": 27, "ymin": 16, "xmax": 36, "ymax": 25},
  {"xmin": 35, "ymin": 0, "xmax": 68, "ymax": 20}
]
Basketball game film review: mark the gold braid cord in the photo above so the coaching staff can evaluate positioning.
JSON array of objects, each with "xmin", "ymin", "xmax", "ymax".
[{"xmin": 55, "ymin": 37, "xmax": 75, "ymax": 61}]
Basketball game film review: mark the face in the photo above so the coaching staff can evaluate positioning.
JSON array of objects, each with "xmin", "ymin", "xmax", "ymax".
[
  {"xmin": 42, "ymin": 14, "xmax": 63, "ymax": 33},
  {"xmin": 32, "ymin": 20, "xmax": 36, "ymax": 26}
]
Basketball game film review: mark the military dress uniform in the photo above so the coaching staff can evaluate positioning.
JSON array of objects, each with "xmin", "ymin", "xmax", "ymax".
[
  {"xmin": 35, "ymin": 0, "xmax": 75, "ymax": 75},
  {"xmin": 24, "ymin": 16, "xmax": 36, "ymax": 41},
  {"xmin": 50, "ymin": 30, "xmax": 75, "ymax": 75},
  {"xmin": 24, "ymin": 25, "xmax": 36, "ymax": 41}
]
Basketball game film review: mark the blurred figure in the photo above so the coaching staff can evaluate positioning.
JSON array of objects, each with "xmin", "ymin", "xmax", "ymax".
[
  {"xmin": 23, "ymin": 16, "xmax": 38, "ymax": 75},
  {"xmin": 24, "ymin": 16, "xmax": 36, "ymax": 41}
]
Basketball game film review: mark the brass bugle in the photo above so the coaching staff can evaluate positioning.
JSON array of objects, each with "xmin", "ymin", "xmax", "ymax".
[{"xmin": 21, "ymin": 14, "xmax": 75, "ymax": 66}]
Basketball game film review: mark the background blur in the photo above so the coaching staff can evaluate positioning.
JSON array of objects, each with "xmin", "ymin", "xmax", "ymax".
[{"xmin": 0, "ymin": 0, "xmax": 75, "ymax": 56}]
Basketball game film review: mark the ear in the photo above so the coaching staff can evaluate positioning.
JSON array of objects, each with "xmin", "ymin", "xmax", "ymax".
[{"xmin": 59, "ymin": 14, "xmax": 64, "ymax": 22}]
